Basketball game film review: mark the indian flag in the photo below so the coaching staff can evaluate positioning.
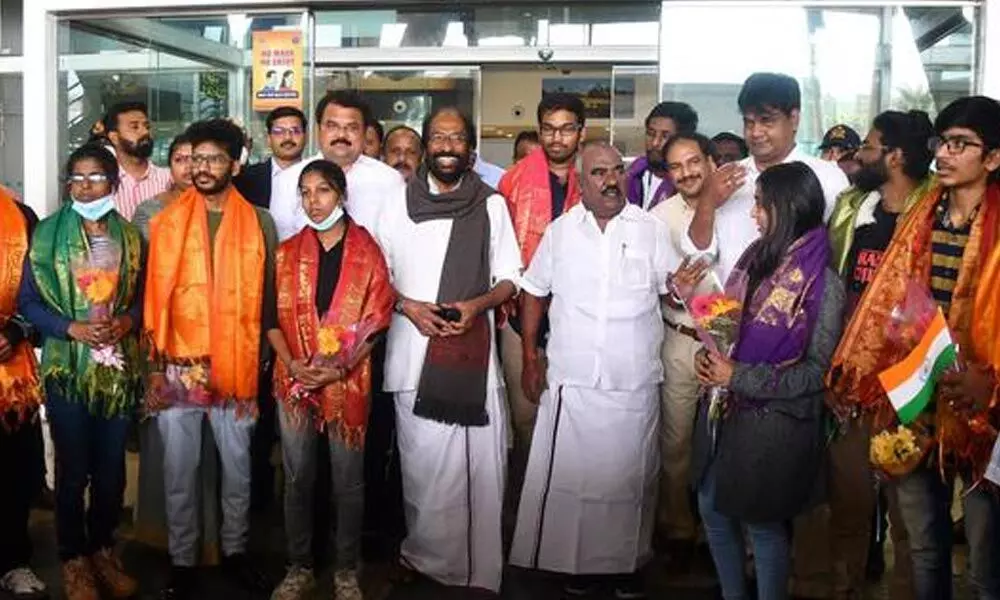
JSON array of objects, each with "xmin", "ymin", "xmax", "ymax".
[{"xmin": 877, "ymin": 307, "xmax": 957, "ymax": 424}]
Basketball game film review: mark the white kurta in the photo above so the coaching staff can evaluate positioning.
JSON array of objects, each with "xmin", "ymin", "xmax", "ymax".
[
  {"xmin": 510, "ymin": 204, "xmax": 668, "ymax": 574},
  {"xmin": 375, "ymin": 180, "xmax": 522, "ymax": 592}
]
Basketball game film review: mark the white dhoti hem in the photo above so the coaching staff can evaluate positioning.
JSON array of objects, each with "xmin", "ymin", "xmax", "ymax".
[
  {"xmin": 510, "ymin": 384, "xmax": 660, "ymax": 575},
  {"xmin": 394, "ymin": 387, "xmax": 508, "ymax": 592}
]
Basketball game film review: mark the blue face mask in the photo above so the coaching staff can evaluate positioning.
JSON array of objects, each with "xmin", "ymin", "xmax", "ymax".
[
  {"xmin": 306, "ymin": 205, "xmax": 345, "ymax": 232},
  {"xmin": 71, "ymin": 195, "xmax": 115, "ymax": 222}
]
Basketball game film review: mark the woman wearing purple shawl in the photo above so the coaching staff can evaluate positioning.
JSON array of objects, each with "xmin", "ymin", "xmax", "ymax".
[{"xmin": 691, "ymin": 161, "xmax": 845, "ymax": 600}]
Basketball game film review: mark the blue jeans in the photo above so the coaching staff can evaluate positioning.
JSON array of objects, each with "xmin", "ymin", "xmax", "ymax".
[
  {"xmin": 46, "ymin": 386, "xmax": 131, "ymax": 561},
  {"xmin": 896, "ymin": 465, "xmax": 1000, "ymax": 600},
  {"xmin": 698, "ymin": 466, "xmax": 790, "ymax": 600}
]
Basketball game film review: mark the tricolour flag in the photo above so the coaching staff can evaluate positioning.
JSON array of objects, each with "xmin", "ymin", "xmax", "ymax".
[{"xmin": 877, "ymin": 307, "xmax": 957, "ymax": 424}]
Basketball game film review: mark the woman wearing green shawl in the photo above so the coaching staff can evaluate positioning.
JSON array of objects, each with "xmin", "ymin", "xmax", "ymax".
[{"xmin": 18, "ymin": 144, "xmax": 144, "ymax": 600}]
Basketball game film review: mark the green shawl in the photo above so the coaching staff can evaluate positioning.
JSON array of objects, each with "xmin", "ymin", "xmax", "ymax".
[{"xmin": 29, "ymin": 205, "xmax": 143, "ymax": 416}]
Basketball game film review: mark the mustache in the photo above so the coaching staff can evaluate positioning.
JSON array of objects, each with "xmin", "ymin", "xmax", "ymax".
[
  {"xmin": 601, "ymin": 186, "xmax": 621, "ymax": 196},
  {"xmin": 330, "ymin": 138, "xmax": 351, "ymax": 146},
  {"xmin": 280, "ymin": 141, "xmax": 297, "ymax": 148},
  {"xmin": 677, "ymin": 175, "xmax": 702, "ymax": 185}
]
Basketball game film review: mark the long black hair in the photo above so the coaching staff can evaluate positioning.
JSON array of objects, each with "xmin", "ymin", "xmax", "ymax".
[{"xmin": 748, "ymin": 161, "xmax": 825, "ymax": 288}]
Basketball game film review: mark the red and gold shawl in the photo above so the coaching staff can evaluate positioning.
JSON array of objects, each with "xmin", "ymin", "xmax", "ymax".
[
  {"xmin": 828, "ymin": 183, "xmax": 1000, "ymax": 476},
  {"xmin": 498, "ymin": 146, "xmax": 581, "ymax": 269},
  {"xmin": 144, "ymin": 188, "xmax": 265, "ymax": 409},
  {"xmin": 0, "ymin": 191, "xmax": 40, "ymax": 427},
  {"xmin": 273, "ymin": 223, "xmax": 394, "ymax": 449}
]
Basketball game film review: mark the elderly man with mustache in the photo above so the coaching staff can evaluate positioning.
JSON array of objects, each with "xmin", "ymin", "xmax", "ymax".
[{"xmin": 511, "ymin": 140, "xmax": 672, "ymax": 599}]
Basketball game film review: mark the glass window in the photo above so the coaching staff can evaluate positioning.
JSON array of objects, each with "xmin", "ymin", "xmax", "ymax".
[
  {"xmin": 0, "ymin": 0, "xmax": 21, "ymax": 56},
  {"xmin": 659, "ymin": 3, "xmax": 978, "ymax": 153},
  {"xmin": 0, "ymin": 74, "xmax": 22, "ymax": 194},
  {"xmin": 316, "ymin": 4, "xmax": 660, "ymax": 49}
]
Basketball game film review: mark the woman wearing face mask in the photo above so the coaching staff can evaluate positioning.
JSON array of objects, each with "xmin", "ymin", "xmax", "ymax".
[
  {"xmin": 17, "ymin": 143, "xmax": 145, "ymax": 600},
  {"xmin": 691, "ymin": 161, "xmax": 845, "ymax": 600},
  {"xmin": 133, "ymin": 133, "xmax": 194, "ymax": 239},
  {"xmin": 268, "ymin": 160, "xmax": 394, "ymax": 600}
]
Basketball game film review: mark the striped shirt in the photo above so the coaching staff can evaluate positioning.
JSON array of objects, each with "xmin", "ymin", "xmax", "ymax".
[
  {"xmin": 930, "ymin": 196, "xmax": 975, "ymax": 316},
  {"xmin": 113, "ymin": 163, "xmax": 172, "ymax": 221}
]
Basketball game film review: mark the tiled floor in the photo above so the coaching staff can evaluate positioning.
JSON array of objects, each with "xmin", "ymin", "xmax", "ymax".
[{"xmin": 15, "ymin": 506, "xmax": 976, "ymax": 600}]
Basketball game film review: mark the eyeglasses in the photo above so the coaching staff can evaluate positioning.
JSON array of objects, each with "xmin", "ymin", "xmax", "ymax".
[
  {"xmin": 270, "ymin": 126, "xmax": 304, "ymax": 137},
  {"xmin": 427, "ymin": 132, "xmax": 469, "ymax": 145},
  {"xmin": 68, "ymin": 174, "xmax": 109, "ymax": 184},
  {"xmin": 857, "ymin": 143, "xmax": 889, "ymax": 154},
  {"xmin": 929, "ymin": 135, "xmax": 984, "ymax": 155},
  {"xmin": 191, "ymin": 153, "xmax": 231, "ymax": 167},
  {"xmin": 540, "ymin": 123, "xmax": 582, "ymax": 138}
]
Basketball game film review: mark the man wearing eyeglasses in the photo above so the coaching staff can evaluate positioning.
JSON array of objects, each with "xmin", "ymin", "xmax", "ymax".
[
  {"xmin": 496, "ymin": 93, "xmax": 585, "ymax": 496},
  {"xmin": 271, "ymin": 91, "xmax": 406, "ymax": 243},
  {"xmin": 829, "ymin": 96, "xmax": 1000, "ymax": 600},
  {"xmin": 235, "ymin": 106, "xmax": 308, "ymax": 210}
]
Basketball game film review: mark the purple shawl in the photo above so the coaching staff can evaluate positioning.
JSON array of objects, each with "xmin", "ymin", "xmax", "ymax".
[
  {"xmin": 627, "ymin": 156, "xmax": 675, "ymax": 210},
  {"xmin": 729, "ymin": 227, "xmax": 830, "ymax": 367}
]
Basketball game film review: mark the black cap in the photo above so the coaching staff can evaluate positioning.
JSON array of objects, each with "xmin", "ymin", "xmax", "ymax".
[{"xmin": 819, "ymin": 124, "xmax": 861, "ymax": 150}]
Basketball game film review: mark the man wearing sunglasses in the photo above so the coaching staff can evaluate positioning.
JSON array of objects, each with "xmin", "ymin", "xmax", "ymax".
[{"xmin": 235, "ymin": 106, "xmax": 308, "ymax": 209}]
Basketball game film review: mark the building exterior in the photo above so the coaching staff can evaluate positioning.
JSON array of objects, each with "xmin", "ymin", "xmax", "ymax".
[{"xmin": 5, "ymin": 0, "xmax": 998, "ymax": 218}]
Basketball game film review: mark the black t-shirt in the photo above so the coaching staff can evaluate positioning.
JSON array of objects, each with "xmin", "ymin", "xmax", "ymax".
[
  {"xmin": 843, "ymin": 202, "xmax": 900, "ymax": 318},
  {"xmin": 550, "ymin": 170, "xmax": 568, "ymax": 221},
  {"xmin": 315, "ymin": 237, "xmax": 346, "ymax": 316}
]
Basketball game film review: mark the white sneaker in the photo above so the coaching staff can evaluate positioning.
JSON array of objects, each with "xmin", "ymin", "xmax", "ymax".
[
  {"xmin": 333, "ymin": 569, "xmax": 363, "ymax": 600},
  {"xmin": 269, "ymin": 566, "xmax": 315, "ymax": 600},
  {"xmin": 0, "ymin": 567, "xmax": 48, "ymax": 598}
]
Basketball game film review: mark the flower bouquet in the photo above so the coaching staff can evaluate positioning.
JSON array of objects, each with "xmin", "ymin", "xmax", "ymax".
[
  {"xmin": 70, "ymin": 239, "xmax": 124, "ymax": 368},
  {"xmin": 288, "ymin": 316, "xmax": 383, "ymax": 409},
  {"xmin": 670, "ymin": 270, "xmax": 743, "ymax": 421}
]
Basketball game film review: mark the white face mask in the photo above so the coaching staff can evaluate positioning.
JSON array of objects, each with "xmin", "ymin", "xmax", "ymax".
[
  {"xmin": 71, "ymin": 194, "xmax": 115, "ymax": 221},
  {"xmin": 306, "ymin": 205, "xmax": 345, "ymax": 232}
]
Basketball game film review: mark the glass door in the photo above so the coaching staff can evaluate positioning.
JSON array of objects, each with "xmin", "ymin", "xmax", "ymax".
[{"xmin": 610, "ymin": 64, "xmax": 659, "ymax": 160}]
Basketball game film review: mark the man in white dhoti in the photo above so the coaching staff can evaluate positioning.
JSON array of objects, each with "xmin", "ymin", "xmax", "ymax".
[
  {"xmin": 511, "ymin": 141, "xmax": 671, "ymax": 599},
  {"xmin": 375, "ymin": 106, "xmax": 521, "ymax": 594}
]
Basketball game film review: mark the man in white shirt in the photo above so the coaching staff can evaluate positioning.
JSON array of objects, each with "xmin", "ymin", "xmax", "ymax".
[
  {"xmin": 649, "ymin": 132, "xmax": 718, "ymax": 570},
  {"xmin": 234, "ymin": 106, "xmax": 307, "ymax": 209},
  {"xmin": 375, "ymin": 106, "xmax": 521, "ymax": 594},
  {"xmin": 685, "ymin": 72, "xmax": 850, "ymax": 284},
  {"xmin": 511, "ymin": 141, "xmax": 670, "ymax": 599},
  {"xmin": 271, "ymin": 91, "xmax": 405, "ymax": 241}
]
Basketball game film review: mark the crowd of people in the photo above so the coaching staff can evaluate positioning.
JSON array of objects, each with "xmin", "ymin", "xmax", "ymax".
[{"xmin": 0, "ymin": 69, "xmax": 998, "ymax": 600}]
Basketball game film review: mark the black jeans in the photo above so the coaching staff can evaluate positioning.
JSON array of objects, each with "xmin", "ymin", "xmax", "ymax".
[
  {"xmin": 0, "ymin": 414, "xmax": 43, "ymax": 573},
  {"xmin": 46, "ymin": 387, "xmax": 130, "ymax": 561}
]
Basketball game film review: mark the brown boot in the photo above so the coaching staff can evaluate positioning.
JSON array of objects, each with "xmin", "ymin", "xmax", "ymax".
[
  {"xmin": 91, "ymin": 548, "xmax": 138, "ymax": 598},
  {"xmin": 62, "ymin": 557, "xmax": 100, "ymax": 600}
]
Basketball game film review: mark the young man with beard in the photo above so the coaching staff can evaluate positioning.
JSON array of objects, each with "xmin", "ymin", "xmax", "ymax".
[
  {"xmin": 375, "ymin": 106, "xmax": 521, "ymax": 594},
  {"xmin": 145, "ymin": 119, "xmax": 277, "ymax": 600},
  {"xmin": 235, "ymin": 106, "xmax": 308, "ymax": 209},
  {"xmin": 823, "ymin": 110, "xmax": 936, "ymax": 600},
  {"xmin": 382, "ymin": 125, "xmax": 423, "ymax": 183},
  {"xmin": 830, "ymin": 96, "xmax": 1000, "ymax": 600},
  {"xmin": 649, "ymin": 133, "xmax": 718, "ymax": 571},
  {"xmin": 511, "ymin": 141, "xmax": 671, "ymax": 599},
  {"xmin": 497, "ymin": 93, "xmax": 584, "ymax": 485},
  {"xmin": 104, "ymin": 102, "xmax": 172, "ymax": 221},
  {"xmin": 627, "ymin": 101, "xmax": 698, "ymax": 211}
]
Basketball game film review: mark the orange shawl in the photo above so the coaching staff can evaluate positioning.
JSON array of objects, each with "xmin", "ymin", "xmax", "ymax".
[
  {"xmin": 0, "ymin": 192, "xmax": 40, "ymax": 427},
  {"xmin": 273, "ymin": 223, "xmax": 394, "ymax": 449},
  {"xmin": 829, "ymin": 183, "xmax": 1000, "ymax": 474},
  {"xmin": 498, "ymin": 146, "xmax": 581, "ymax": 268},
  {"xmin": 145, "ymin": 188, "xmax": 265, "ymax": 407}
]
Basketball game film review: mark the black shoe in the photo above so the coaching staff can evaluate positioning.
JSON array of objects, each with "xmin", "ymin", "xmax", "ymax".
[
  {"xmin": 221, "ymin": 553, "xmax": 271, "ymax": 593},
  {"xmin": 159, "ymin": 566, "xmax": 197, "ymax": 600},
  {"xmin": 563, "ymin": 575, "xmax": 597, "ymax": 597},
  {"xmin": 613, "ymin": 572, "xmax": 646, "ymax": 599}
]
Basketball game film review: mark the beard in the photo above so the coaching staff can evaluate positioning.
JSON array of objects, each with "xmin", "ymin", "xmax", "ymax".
[
  {"xmin": 194, "ymin": 172, "xmax": 231, "ymax": 195},
  {"xmin": 645, "ymin": 148, "xmax": 667, "ymax": 171},
  {"xmin": 854, "ymin": 160, "xmax": 889, "ymax": 193},
  {"xmin": 426, "ymin": 151, "xmax": 470, "ymax": 185},
  {"xmin": 121, "ymin": 136, "xmax": 154, "ymax": 160}
]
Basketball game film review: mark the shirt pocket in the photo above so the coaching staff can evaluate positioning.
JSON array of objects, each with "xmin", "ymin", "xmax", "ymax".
[{"xmin": 616, "ymin": 247, "xmax": 654, "ymax": 292}]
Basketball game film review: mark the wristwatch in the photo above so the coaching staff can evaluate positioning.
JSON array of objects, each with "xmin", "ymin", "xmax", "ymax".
[{"xmin": 394, "ymin": 298, "xmax": 406, "ymax": 314}]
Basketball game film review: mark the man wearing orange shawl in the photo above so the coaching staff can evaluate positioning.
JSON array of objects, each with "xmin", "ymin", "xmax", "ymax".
[
  {"xmin": 145, "ymin": 120, "xmax": 277, "ymax": 599},
  {"xmin": 828, "ymin": 97, "xmax": 1000, "ymax": 600},
  {"xmin": 0, "ymin": 190, "xmax": 47, "ymax": 599},
  {"xmin": 268, "ymin": 160, "xmax": 393, "ymax": 600},
  {"xmin": 496, "ymin": 93, "xmax": 583, "ymax": 475}
]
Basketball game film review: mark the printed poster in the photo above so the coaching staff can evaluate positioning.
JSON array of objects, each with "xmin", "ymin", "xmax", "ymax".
[{"xmin": 252, "ymin": 30, "xmax": 303, "ymax": 112}]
